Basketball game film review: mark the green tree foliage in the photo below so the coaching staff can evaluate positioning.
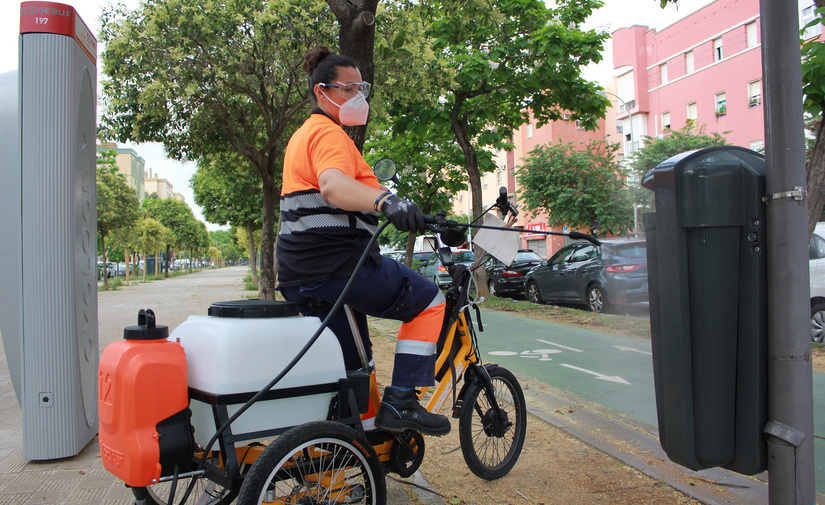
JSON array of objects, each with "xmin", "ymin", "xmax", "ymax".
[
  {"xmin": 236, "ymin": 226, "xmax": 262, "ymax": 259},
  {"xmin": 210, "ymin": 230, "xmax": 236, "ymax": 247},
  {"xmin": 391, "ymin": 0, "xmax": 609, "ymax": 222},
  {"xmin": 100, "ymin": 0, "xmax": 336, "ymax": 298},
  {"xmin": 97, "ymin": 150, "xmax": 140, "ymax": 290},
  {"xmin": 192, "ymin": 152, "xmax": 263, "ymax": 280},
  {"xmin": 802, "ymin": 3, "xmax": 825, "ymax": 236},
  {"xmin": 208, "ymin": 246, "xmax": 223, "ymax": 266},
  {"xmin": 131, "ymin": 217, "xmax": 169, "ymax": 282},
  {"xmin": 142, "ymin": 199, "xmax": 201, "ymax": 277},
  {"xmin": 365, "ymin": 117, "xmax": 467, "ymax": 264},
  {"xmin": 517, "ymin": 140, "xmax": 633, "ymax": 236},
  {"xmin": 219, "ymin": 243, "xmax": 242, "ymax": 263},
  {"xmin": 628, "ymin": 125, "xmax": 727, "ymax": 210}
]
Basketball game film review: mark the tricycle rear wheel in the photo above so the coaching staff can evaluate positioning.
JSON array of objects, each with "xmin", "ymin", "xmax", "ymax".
[
  {"xmin": 131, "ymin": 473, "xmax": 236, "ymax": 505},
  {"xmin": 236, "ymin": 420, "xmax": 386, "ymax": 505}
]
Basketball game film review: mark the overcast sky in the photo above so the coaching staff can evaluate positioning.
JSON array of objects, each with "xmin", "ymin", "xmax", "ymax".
[{"xmin": 0, "ymin": 0, "xmax": 712, "ymax": 230}]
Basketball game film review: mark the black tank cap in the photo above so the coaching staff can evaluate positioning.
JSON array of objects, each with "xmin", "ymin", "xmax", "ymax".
[
  {"xmin": 123, "ymin": 308, "xmax": 170, "ymax": 340},
  {"xmin": 208, "ymin": 299, "xmax": 299, "ymax": 318}
]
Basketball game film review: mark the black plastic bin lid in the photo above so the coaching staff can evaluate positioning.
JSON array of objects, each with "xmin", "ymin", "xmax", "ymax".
[{"xmin": 208, "ymin": 299, "xmax": 299, "ymax": 318}]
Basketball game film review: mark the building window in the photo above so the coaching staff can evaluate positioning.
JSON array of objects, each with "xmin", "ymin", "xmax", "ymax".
[
  {"xmin": 802, "ymin": 4, "xmax": 823, "ymax": 39},
  {"xmin": 662, "ymin": 111, "xmax": 671, "ymax": 132},
  {"xmin": 713, "ymin": 38, "xmax": 723, "ymax": 61},
  {"xmin": 685, "ymin": 50, "xmax": 694, "ymax": 73},
  {"xmin": 748, "ymin": 80, "xmax": 762, "ymax": 107},
  {"xmin": 526, "ymin": 124, "xmax": 533, "ymax": 139},
  {"xmin": 576, "ymin": 120, "xmax": 584, "ymax": 130},
  {"xmin": 750, "ymin": 139, "xmax": 764, "ymax": 152},
  {"xmin": 496, "ymin": 168, "xmax": 504, "ymax": 185},
  {"xmin": 686, "ymin": 102, "xmax": 698, "ymax": 127},
  {"xmin": 715, "ymin": 92, "xmax": 727, "ymax": 117},
  {"xmin": 746, "ymin": 22, "xmax": 758, "ymax": 47},
  {"xmin": 660, "ymin": 63, "xmax": 668, "ymax": 85}
]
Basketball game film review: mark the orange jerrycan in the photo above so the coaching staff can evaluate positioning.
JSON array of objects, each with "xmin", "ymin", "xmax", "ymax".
[{"xmin": 98, "ymin": 309, "xmax": 193, "ymax": 487}]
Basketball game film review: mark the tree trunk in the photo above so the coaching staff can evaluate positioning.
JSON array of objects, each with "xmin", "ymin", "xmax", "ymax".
[
  {"xmin": 259, "ymin": 178, "xmax": 279, "ymax": 300},
  {"xmin": 450, "ymin": 104, "xmax": 491, "ymax": 298},
  {"xmin": 404, "ymin": 232, "xmax": 417, "ymax": 268},
  {"xmin": 247, "ymin": 218, "xmax": 259, "ymax": 284},
  {"xmin": 101, "ymin": 232, "xmax": 109, "ymax": 291},
  {"xmin": 807, "ymin": 119, "xmax": 825, "ymax": 238},
  {"xmin": 124, "ymin": 244, "xmax": 130, "ymax": 286},
  {"xmin": 327, "ymin": 0, "xmax": 378, "ymax": 151}
]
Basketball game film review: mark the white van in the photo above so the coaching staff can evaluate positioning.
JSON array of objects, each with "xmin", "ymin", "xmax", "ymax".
[{"xmin": 414, "ymin": 234, "xmax": 440, "ymax": 253}]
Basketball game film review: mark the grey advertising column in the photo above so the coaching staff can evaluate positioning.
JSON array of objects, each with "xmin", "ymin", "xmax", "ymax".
[{"xmin": 0, "ymin": 1, "xmax": 98, "ymax": 460}]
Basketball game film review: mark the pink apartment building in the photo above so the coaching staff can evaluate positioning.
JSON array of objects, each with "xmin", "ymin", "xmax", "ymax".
[{"xmin": 611, "ymin": 0, "xmax": 765, "ymax": 152}]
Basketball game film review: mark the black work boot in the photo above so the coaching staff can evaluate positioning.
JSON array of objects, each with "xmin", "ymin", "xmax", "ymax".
[{"xmin": 375, "ymin": 387, "xmax": 451, "ymax": 436}]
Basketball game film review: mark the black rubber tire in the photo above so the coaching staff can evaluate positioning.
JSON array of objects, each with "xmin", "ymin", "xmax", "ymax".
[
  {"xmin": 525, "ymin": 281, "xmax": 542, "ymax": 304},
  {"xmin": 812, "ymin": 300, "xmax": 825, "ymax": 343},
  {"xmin": 586, "ymin": 283, "xmax": 607, "ymax": 313},
  {"xmin": 458, "ymin": 366, "xmax": 527, "ymax": 481},
  {"xmin": 131, "ymin": 467, "xmax": 237, "ymax": 505},
  {"xmin": 236, "ymin": 421, "xmax": 386, "ymax": 505}
]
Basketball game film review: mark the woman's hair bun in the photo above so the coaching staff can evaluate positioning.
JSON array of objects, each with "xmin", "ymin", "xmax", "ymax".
[{"xmin": 303, "ymin": 46, "xmax": 334, "ymax": 76}]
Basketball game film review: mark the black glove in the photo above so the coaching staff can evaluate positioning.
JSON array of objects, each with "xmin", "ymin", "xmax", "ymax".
[{"xmin": 381, "ymin": 194, "xmax": 426, "ymax": 233}]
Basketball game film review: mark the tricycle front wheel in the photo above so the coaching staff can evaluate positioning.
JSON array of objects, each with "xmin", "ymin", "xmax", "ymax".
[{"xmin": 459, "ymin": 366, "xmax": 527, "ymax": 480}]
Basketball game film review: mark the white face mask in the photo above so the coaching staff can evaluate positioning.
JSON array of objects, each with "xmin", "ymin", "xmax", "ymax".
[{"xmin": 321, "ymin": 90, "xmax": 370, "ymax": 126}]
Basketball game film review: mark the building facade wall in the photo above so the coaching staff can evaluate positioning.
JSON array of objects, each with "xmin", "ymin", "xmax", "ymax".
[
  {"xmin": 611, "ymin": 0, "xmax": 764, "ymax": 149},
  {"xmin": 97, "ymin": 142, "xmax": 145, "ymax": 203},
  {"xmin": 509, "ymin": 117, "xmax": 607, "ymax": 258}
]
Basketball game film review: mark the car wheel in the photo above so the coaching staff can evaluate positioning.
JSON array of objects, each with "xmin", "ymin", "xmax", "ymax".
[
  {"xmin": 488, "ymin": 280, "xmax": 497, "ymax": 297},
  {"xmin": 587, "ymin": 284, "xmax": 607, "ymax": 313},
  {"xmin": 811, "ymin": 301, "xmax": 825, "ymax": 343},
  {"xmin": 526, "ymin": 281, "xmax": 542, "ymax": 304}
]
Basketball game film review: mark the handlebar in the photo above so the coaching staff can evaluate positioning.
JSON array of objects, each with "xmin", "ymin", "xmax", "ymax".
[{"xmin": 423, "ymin": 211, "xmax": 601, "ymax": 246}]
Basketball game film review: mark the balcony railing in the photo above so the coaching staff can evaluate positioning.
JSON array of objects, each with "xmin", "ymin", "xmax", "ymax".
[
  {"xmin": 802, "ymin": 13, "xmax": 823, "ymax": 40},
  {"xmin": 618, "ymin": 99, "xmax": 636, "ymax": 114}
]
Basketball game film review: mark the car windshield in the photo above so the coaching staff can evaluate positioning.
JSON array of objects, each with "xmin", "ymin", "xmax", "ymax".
[
  {"xmin": 514, "ymin": 251, "xmax": 542, "ymax": 262},
  {"xmin": 452, "ymin": 252, "xmax": 474, "ymax": 263}
]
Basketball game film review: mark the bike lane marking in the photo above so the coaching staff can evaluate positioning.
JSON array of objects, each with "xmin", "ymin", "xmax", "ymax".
[{"xmin": 476, "ymin": 309, "xmax": 658, "ymax": 426}]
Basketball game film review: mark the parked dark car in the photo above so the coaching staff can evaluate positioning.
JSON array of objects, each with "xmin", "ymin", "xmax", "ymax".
[
  {"xmin": 485, "ymin": 249, "xmax": 543, "ymax": 297},
  {"xmin": 419, "ymin": 249, "xmax": 475, "ymax": 288},
  {"xmin": 410, "ymin": 251, "xmax": 435, "ymax": 272},
  {"xmin": 524, "ymin": 239, "xmax": 648, "ymax": 313}
]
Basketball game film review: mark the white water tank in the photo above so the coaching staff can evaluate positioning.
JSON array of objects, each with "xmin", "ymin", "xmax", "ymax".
[{"xmin": 169, "ymin": 300, "xmax": 347, "ymax": 447}]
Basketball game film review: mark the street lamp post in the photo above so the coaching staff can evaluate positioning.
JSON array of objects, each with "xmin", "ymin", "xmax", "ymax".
[
  {"xmin": 598, "ymin": 89, "xmax": 638, "ymax": 237},
  {"xmin": 597, "ymin": 89, "xmax": 634, "ymax": 156}
]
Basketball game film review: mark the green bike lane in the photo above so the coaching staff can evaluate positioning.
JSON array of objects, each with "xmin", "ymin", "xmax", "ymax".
[{"xmin": 473, "ymin": 309, "xmax": 825, "ymax": 495}]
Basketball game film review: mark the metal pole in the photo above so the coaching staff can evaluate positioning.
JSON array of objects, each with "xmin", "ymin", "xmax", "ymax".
[{"xmin": 759, "ymin": 2, "xmax": 815, "ymax": 503}]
